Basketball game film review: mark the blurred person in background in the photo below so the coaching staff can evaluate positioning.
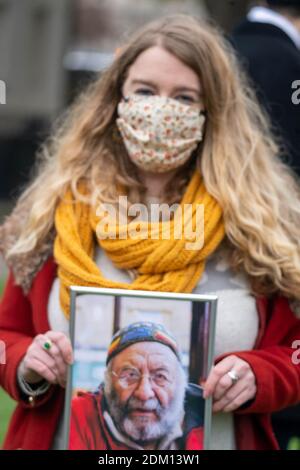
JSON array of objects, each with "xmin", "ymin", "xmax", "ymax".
[
  {"xmin": 233, "ymin": 4, "xmax": 300, "ymax": 447},
  {"xmin": 1, "ymin": 14, "xmax": 300, "ymax": 451},
  {"xmin": 232, "ymin": 0, "xmax": 300, "ymax": 175}
]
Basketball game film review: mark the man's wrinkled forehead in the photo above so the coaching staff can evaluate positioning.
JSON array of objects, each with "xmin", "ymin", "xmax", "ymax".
[{"xmin": 111, "ymin": 341, "xmax": 178, "ymax": 370}]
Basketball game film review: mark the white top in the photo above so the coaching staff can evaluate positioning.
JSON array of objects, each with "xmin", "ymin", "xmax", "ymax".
[
  {"xmin": 248, "ymin": 6, "xmax": 300, "ymax": 49},
  {"xmin": 48, "ymin": 244, "xmax": 259, "ymax": 450}
]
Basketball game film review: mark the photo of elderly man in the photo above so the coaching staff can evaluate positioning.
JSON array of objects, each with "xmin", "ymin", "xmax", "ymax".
[{"xmin": 69, "ymin": 322, "xmax": 204, "ymax": 450}]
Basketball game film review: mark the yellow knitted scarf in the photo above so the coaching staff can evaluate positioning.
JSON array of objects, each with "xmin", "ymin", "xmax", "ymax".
[{"xmin": 54, "ymin": 171, "xmax": 225, "ymax": 317}]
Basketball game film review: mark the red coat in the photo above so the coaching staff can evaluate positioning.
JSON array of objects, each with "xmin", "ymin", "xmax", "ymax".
[{"xmin": 1, "ymin": 256, "xmax": 300, "ymax": 450}]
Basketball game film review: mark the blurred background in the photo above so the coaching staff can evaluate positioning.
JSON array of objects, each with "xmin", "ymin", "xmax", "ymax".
[{"xmin": 0, "ymin": 0, "xmax": 299, "ymax": 450}]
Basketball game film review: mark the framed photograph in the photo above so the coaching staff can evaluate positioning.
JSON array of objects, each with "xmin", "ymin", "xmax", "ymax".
[{"xmin": 62, "ymin": 287, "xmax": 218, "ymax": 451}]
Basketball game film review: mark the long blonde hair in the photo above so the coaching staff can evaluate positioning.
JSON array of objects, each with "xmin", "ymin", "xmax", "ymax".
[{"xmin": 3, "ymin": 14, "xmax": 300, "ymax": 300}]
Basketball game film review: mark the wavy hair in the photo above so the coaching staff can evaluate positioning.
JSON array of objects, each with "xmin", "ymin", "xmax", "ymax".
[{"xmin": 3, "ymin": 14, "xmax": 300, "ymax": 300}]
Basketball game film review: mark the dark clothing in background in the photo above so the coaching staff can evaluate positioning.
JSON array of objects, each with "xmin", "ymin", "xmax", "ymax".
[
  {"xmin": 232, "ymin": 20, "xmax": 300, "ymax": 175},
  {"xmin": 233, "ymin": 17, "xmax": 300, "ymax": 449}
]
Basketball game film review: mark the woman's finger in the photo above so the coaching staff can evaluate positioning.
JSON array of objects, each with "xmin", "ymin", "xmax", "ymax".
[
  {"xmin": 36, "ymin": 336, "xmax": 67, "ymax": 382},
  {"xmin": 222, "ymin": 387, "xmax": 256, "ymax": 413},
  {"xmin": 46, "ymin": 331, "xmax": 73, "ymax": 365},
  {"xmin": 24, "ymin": 357, "xmax": 58, "ymax": 384},
  {"xmin": 213, "ymin": 381, "xmax": 248, "ymax": 412},
  {"xmin": 27, "ymin": 341, "xmax": 57, "ymax": 371},
  {"xmin": 203, "ymin": 356, "xmax": 236, "ymax": 398},
  {"xmin": 30, "ymin": 348, "xmax": 59, "ymax": 377},
  {"xmin": 213, "ymin": 362, "xmax": 248, "ymax": 401},
  {"xmin": 213, "ymin": 373, "xmax": 235, "ymax": 402}
]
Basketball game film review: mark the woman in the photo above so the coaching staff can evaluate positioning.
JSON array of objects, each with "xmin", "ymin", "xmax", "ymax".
[{"xmin": 1, "ymin": 14, "xmax": 300, "ymax": 450}]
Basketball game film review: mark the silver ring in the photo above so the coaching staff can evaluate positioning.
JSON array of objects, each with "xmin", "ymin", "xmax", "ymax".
[{"xmin": 227, "ymin": 369, "xmax": 240, "ymax": 386}]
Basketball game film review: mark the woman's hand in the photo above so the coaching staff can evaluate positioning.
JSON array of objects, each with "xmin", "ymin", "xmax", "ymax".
[
  {"xmin": 202, "ymin": 355, "xmax": 257, "ymax": 413},
  {"xmin": 18, "ymin": 331, "xmax": 73, "ymax": 388}
]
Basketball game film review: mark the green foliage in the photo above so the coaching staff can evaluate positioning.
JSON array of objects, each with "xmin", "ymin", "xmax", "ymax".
[
  {"xmin": 287, "ymin": 437, "xmax": 300, "ymax": 450},
  {"xmin": 0, "ymin": 389, "xmax": 15, "ymax": 448},
  {"xmin": 0, "ymin": 274, "xmax": 14, "ymax": 448},
  {"xmin": 0, "ymin": 277, "xmax": 4, "ymax": 297}
]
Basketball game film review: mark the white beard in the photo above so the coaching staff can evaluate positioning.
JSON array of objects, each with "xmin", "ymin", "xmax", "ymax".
[{"xmin": 104, "ymin": 366, "xmax": 187, "ymax": 444}]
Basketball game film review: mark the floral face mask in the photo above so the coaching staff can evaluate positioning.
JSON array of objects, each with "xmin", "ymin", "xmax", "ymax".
[{"xmin": 116, "ymin": 94, "xmax": 206, "ymax": 173}]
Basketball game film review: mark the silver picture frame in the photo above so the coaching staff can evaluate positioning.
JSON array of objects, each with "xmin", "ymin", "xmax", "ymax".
[{"xmin": 62, "ymin": 286, "xmax": 218, "ymax": 451}]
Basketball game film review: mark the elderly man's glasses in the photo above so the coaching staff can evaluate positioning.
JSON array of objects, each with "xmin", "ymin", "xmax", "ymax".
[{"xmin": 112, "ymin": 368, "xmax": 173, "ymax": 389}]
